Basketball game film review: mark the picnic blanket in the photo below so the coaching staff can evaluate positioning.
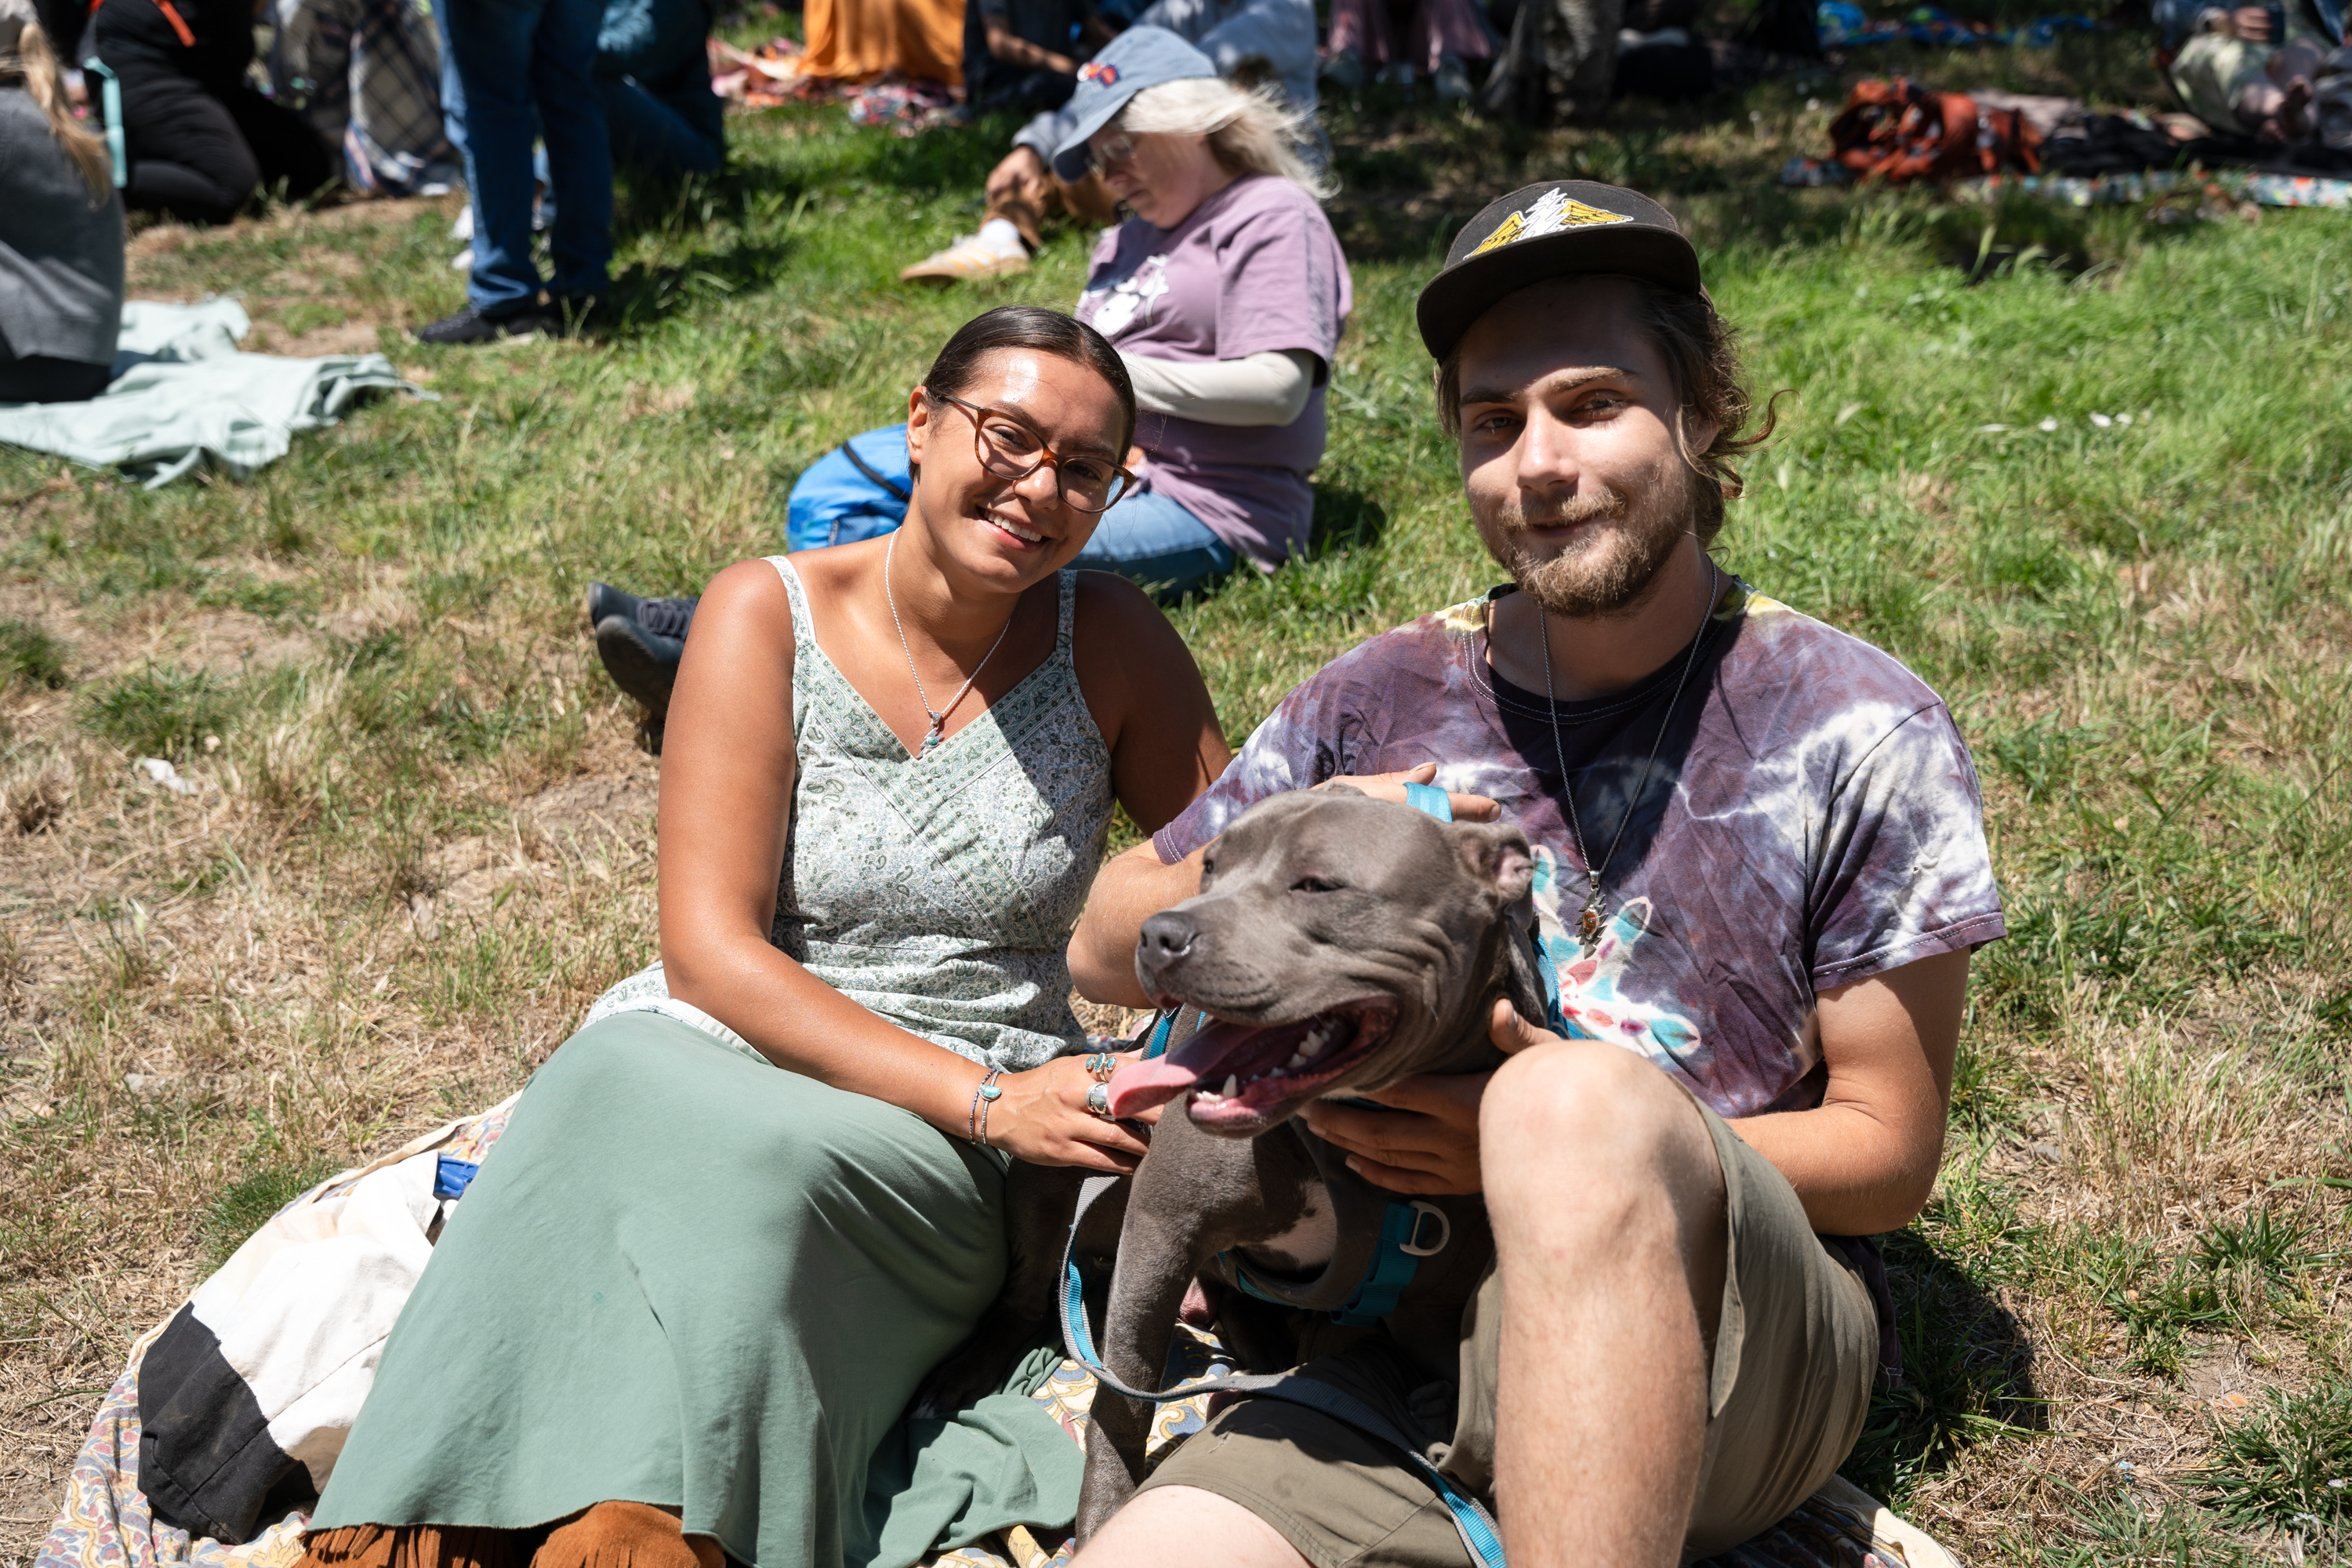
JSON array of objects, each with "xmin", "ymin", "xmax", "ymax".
[
  {"xmin": 0, "ymin": 299, "xmax": 429, "ymax": 488},
  {"xmin": 38, "ymin": 1091, "xmax": 1960, "ymax": 1568}
]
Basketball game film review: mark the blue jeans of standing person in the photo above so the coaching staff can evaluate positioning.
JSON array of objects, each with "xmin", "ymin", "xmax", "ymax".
[
  {"xmin": 600, "ymin": 66, "xmax": 724, "ymax": 180},
  {"xmin": 441, "ymin": 0, "xmax": 612, "ymax": 314}
]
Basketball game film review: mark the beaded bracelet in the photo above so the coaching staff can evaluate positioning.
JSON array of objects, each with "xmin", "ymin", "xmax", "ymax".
[{"xmin": 967, "ymin": 1065, "xmax": 1005, "ymax": 1149}]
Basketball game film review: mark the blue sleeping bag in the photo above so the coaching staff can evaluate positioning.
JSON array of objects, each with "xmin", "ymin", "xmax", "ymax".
[{"xmin": 786, "ymin": 424, "xmax": 913, "ymax": 552}]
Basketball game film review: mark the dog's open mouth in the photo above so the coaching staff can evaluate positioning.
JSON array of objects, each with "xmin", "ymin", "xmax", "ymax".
[{"xmin": 1107, "ymin": 998, "xmax": 1399, "ymax": 1133}]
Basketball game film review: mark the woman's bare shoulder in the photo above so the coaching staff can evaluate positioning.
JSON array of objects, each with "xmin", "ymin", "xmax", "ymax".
[{"xmin": 1069, "ymin": 569, "xmax": 1207, "ymax": 701}]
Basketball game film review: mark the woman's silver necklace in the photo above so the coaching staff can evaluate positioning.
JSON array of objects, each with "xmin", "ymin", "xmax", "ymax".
[
  {"xmin": 1537, "ymin": 561, "xmax": 1719, "ymax": 953},
  {"xmin": 884, "ymin": 528, "xmax": 1014, "ymax": 755}
]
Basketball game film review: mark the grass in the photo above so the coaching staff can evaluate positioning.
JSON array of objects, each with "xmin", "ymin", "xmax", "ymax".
[{"xmin": 2, "ymin": 22, "xmax": 2349, "ymax": 1566}]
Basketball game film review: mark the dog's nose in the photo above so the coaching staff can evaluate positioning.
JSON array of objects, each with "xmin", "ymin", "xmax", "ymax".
[{"xmin": 1136, "ymin": 912, "xmax": 1199, "ymax": 975}]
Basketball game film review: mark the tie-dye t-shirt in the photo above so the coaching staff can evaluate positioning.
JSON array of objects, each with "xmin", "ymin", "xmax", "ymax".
[{"xmin": 1152, "ymin": 577, "xmax": 2006, "ymax": 1121}]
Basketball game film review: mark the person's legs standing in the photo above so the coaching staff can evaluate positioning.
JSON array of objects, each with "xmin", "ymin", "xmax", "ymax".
[
  {"xmin": 441, "ymin": 0, "xmax": 549, "ymax": 315},
  {"xmin": 528, "ymin": 0, "xmax": 612, "ymax": 307},
  {"xmin": 600, "ymin": 71, "xmax": 721, "ymax": 181},
  {"xmin": 1068, "ymin": 492, "xmax": 1237, "ymax": 601}
]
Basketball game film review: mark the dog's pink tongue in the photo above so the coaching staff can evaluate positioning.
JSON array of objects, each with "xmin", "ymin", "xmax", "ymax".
[
  {"xmin": 1107, "ymin": 1056, "xmax": 1200, "ymax": 1117},
  {"xmin": 1106, "ymin": 1018, "xmax": 1260, "ymax": 1118}
]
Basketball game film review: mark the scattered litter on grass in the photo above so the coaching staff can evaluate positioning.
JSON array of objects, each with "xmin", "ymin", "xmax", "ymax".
[
  {"xmin": 845, "ymin": 78, "xmax": 964, "ymax": 134},
  {"xmin": 133, "ymin": 757, "xmax": 199, "ymax": 795}
]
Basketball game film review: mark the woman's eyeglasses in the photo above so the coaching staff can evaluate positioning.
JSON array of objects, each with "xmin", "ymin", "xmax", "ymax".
[
  {"xmin": 936, "ymin": 394, "xmax": 1134, "ymax": 514},
  {"xmin": 1087, "ymin": 133, "xmax": 1139, "ymax": 176}
]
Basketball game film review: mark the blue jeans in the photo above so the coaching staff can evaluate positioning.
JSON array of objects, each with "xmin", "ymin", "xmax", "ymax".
[
  {"xmin": 441, "ymin": 0, "xmax": 612, "ymax": 313},
  {"xmin": 600, "ymin": 69, "xmax": 724, "ymax": 180},
  {"xmin": 1072, "ymin": 492, "xmax": 1236, "ymax": 600}
]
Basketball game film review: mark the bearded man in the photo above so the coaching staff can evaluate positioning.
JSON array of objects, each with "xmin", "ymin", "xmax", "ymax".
[{"xmin": 1067, "ymin": 181, "xmax": 2007, "ymax": 1568}]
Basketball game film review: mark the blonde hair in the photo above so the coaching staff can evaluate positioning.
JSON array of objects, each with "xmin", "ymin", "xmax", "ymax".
[
  {"xmin": 2, "ymin": 19, "xmax": 113, "ymax": 201},
  {"xmin": 1114, "ymin": 77, "xmax": 1334, "ymax": 201}
]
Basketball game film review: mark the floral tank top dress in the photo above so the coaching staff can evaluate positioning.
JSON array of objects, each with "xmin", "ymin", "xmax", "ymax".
[{"xmin": 586, "ymin": 555, "xmax": 1115, "ymax": 1073}]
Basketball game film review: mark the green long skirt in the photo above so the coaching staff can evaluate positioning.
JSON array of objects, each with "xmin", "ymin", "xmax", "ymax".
[{"xmin": 311, "ymin": 1012, "xmax": 1083, "ymax": 1568}]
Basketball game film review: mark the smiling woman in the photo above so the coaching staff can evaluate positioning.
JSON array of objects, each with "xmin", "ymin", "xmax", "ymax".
[{"xmin": 292, "ymin": 310, "xmax": 1234, "ymax": 1568}]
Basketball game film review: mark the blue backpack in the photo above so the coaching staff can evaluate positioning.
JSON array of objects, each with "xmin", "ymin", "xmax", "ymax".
[{"xmin": 786, "ymin": 425, "xmax": 913, "ymax": 553}]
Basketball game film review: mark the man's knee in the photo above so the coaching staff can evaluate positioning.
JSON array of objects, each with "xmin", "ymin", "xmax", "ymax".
[
  {"xmin": 1074, "ymin": 1486, "xmax": 1308, "ymax": 1568},
  {"xmin": 1482, "ymin": 1041, "xmax": 1723, "ymax": 1219}
]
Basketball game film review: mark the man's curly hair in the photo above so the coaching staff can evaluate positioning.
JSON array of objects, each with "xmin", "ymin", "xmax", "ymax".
[{"xmin": 1434, "ymin": 278, "xmax": 1782, "ymax": 546}]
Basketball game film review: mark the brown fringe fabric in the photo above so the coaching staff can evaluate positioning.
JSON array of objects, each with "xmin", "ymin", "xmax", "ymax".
[
  {"xmin": 297, "ymin": 1522, "xmax": 535, "ymax": 1568},
  {"xmin": 299, "ymin": 1504, "xmax": 722, "ymax": 1568},
  {"xmin": 535, "ymin": 1504, "xmax": 717, "ymax": 1568}
]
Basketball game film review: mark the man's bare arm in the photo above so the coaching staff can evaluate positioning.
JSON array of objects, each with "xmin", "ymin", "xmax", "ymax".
[
  {"xmin": 1727, "ymin": 947, "xmax": 1969, "ymax": 1235},
  {"xmin": 1072, "ymin": 839, "xmax": 1204, "ymax": 1007},
  {"xmin": 1303, "ymin": 948, "xmax": 1971, "ymax": 1234},
  {"xmin": 985, "ymin": 17, "xmax": 1078, "ymax": 74}
]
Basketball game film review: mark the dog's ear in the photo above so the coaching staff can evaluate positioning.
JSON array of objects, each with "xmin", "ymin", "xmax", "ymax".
[{"xmin": 1451, "ymin": 822, "xmax": 1534, "ymax": 905}]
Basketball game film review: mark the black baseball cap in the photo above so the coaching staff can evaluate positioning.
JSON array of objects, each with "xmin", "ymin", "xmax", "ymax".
[{"xmin": 1414, "ymin": 181, "xmax": 1704, "ymax": 362}]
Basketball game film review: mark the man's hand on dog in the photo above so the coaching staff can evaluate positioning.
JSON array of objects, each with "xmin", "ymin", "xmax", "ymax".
[
  {"xmin": 1315, "ymin": 760, "xmax": 1501, "ymax": 822},
  {"xmin": 1301, "ymin": 998, "xmax": 1560, "ymax": 1194}
]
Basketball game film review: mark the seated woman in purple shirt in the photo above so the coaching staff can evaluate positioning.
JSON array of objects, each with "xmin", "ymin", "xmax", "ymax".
[{"xmin": 583, "ymin": 25, "xmax": 1352, "ymax": 733}]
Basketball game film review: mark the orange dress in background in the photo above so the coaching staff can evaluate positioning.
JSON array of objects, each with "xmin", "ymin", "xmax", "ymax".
[{"xmin": 798, "ymin": 0, "xmax": 965, "ymax": 82}]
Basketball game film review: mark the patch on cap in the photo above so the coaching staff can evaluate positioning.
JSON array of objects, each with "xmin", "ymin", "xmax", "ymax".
[
  {"xmin": 1078, "ymin": 60, "xmax": 1120, "ymax": 85},
  {"xmin": 1468, "ymin": 190, "xmax": 1635, "ymax": 258}
]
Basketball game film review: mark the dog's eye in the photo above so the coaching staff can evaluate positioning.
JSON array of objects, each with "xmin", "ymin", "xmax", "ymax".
[{"xmin": 1290, "ymin": 877, "xmax": 1344, "ymax": 895}]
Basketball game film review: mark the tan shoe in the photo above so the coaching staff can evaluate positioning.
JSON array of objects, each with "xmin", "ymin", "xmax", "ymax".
[{"xmin": 899, "ymin": 235, "xmax": 1031, "ymax": 283}]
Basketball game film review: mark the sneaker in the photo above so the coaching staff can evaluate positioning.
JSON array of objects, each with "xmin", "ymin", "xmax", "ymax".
[
  {"xmin": 1374, "ymin": 60, "xmax": 1416, "ymax": 87},
  {"xmin": 1319, "ymin": 49, "xmax": 1367, "ymax": 89},
  {"xmin": 899, "ymin": 235, "xmax": 1032, "ymax": 284},
  {"xmin": 411, "ymin": 305, "xmax": 553, "ymax": 345},
  {"xmin": 1434, "ymin": 53, "xmax": 1473, "ymax": 103},
  {"xmin": 585, "ymin": 583, "xmax": 699, "ymax": 638},
  {"xmin": 594, "ymin": 615, "xmax": 685, "ymax": 716}
]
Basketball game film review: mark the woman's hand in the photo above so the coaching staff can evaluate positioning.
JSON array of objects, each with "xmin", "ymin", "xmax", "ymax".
[
  {"xmin": 984, "ymin": 1051, "xmax": 1156, "ymax": 1173},
  {"xmin": 1299, "ymin": 998, "xmax": 1559, "ymax": 1194},
  {"xmin": 1316, "ymin": 760, "xmax": 1501, "ymax": 822}
]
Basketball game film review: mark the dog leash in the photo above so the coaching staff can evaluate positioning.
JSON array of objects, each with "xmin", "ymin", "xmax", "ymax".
[{"xmin": 1056, "ymin": 1172, "xmax": 1507, "ymax": 1568}]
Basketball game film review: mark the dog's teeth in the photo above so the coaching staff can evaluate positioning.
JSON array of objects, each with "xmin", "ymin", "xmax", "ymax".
[
  {"xmin": 1285, "ymin": 1051, "xmax": 1309, "ymax": 1069},
  {"xmin": 1221, "ymin": 1075, "xmax": 1240, "ymax": 1098},
  {"xmin": 1300, "ymin": 1028, "xmax": 1329, "ymax": 1059}
]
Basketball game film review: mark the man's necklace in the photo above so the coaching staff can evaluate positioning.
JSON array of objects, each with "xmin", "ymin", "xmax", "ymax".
[
  {"xmin": 1537, "ymin": 561, "xmax": 1719, "ymax": 953},
  {"xmin": 884, "ymin": 529, "xmax": 1014, "ymax": 755}
]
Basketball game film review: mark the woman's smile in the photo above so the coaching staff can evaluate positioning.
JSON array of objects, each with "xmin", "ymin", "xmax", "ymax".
[{"xmin": 982, "ymin": 508, "xmax": 1053, "ymax": 550}]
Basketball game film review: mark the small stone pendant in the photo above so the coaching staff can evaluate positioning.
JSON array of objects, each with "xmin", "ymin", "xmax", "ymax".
[
  {"xmin": 920, "ymin": 724, "xmax": 944, "ymax": 753},
  {"xmin": 1577, "ymin": 902, "xmax": 1603, "ymax": 948}
]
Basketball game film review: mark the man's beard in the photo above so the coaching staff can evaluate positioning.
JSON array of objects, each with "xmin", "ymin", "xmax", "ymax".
[{"xmin": 1476, "ymin": 458, "xmax": 1696, "ymax": 619}]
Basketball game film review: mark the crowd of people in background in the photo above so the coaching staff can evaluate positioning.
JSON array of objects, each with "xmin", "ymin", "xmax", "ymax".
[{"xmin": 2, "ymin": 0, "xmax": 2342, "ymax": 390}]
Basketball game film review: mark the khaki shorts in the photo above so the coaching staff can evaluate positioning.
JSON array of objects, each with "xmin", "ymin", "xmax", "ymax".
[{"xmin": 1134, "ymin": 1100, "xmax": 1880, "ymax": 1566}]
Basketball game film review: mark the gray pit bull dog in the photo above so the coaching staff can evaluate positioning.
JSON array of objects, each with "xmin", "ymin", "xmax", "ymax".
[{"xmin": 913, "ymin": 788, "xmax": 1552, "ymax": 1539}]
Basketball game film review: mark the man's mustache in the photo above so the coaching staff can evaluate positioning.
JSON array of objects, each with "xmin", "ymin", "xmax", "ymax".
[{"xmin": 1498, "ymin": 487, "xmax": 1628, "ymax": 535}]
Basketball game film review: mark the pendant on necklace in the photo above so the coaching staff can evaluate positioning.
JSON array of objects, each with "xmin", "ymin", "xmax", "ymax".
[
  {"xmin": 921, "ymin": 725, "xmax": 944, "ymax": 753},
  {"xmin": 1577, "ymin": 902, "xmax": 1604, "ymax": 949}
]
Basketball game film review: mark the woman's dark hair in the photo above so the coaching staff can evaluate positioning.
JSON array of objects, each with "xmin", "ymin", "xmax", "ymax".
[{"xmin": 920, "ymin": 306, "xmax": 1138, "ymax": 455}]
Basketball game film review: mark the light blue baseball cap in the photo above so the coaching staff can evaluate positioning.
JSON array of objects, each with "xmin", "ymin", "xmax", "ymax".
[{"xmin": 1048, "ymin": 26, "xmax": 1220, "ymax": 183}]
